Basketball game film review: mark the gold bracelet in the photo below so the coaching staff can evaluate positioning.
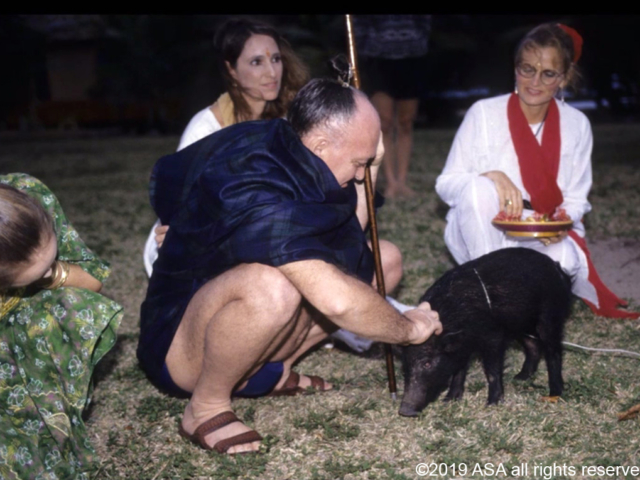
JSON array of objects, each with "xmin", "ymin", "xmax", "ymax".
[
  {"xmin": 42, "ymin": 261, "xmax": 71, "ymax": 290},
  {"xmin": 58, "ymin": 261, "xmax": 70, "ymax": 287},
  {"xmin": 37, "ymin": 262, "xmax": 59, "ymax": 289}
]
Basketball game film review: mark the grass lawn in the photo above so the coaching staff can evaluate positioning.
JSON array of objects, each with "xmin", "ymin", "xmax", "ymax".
[{"xmin": 1, "ymin": 123, "xmax": 639, "ymax": 479}]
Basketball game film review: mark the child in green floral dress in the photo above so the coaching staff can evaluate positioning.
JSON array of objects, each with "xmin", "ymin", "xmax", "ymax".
[{"xmin": 0, "ymin": 173, "xmax": 123, "ymax": 480}]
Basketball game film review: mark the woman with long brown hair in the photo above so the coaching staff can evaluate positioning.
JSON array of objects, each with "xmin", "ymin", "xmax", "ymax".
[{"xmin": 143, "ymin": 18, "xmax": 309, "ymax": 275}]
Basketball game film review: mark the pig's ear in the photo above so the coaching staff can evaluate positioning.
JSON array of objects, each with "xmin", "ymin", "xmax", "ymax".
[
  {"xmin": 441, "ymin": 333, "xmax": 462, "ymax": 353},
  {"xmin": 443, "ymin": 342, "xmax": 459, "ymax": 353}
]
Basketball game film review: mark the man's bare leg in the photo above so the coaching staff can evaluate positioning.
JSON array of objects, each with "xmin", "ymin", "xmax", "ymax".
[
  {"xmin": 395, "ymin": 98, "xmax": 419, "ymax": 197},
  {"xmin": 371, "ymin": 239, "xmax": 403, "ymax": 293},
  {"xmin": 271, "ymin": 311, "xmax": 337, "ymax": 389},
  {"xmin": 166, "ymin": 264, "xmax": 328, "ymax": 453},
  {"xmin": 166, "ymin": 238, "xmax": 402, "ymax": 453},
  {"xmin": 371, "ymin": 92, "xmax": 398, "ymax": 199}
]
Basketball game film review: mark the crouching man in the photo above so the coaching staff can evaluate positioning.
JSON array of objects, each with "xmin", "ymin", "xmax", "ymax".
[{"xmin": 138, "ymin": 78, "xmax": 442, "ymax": 454}]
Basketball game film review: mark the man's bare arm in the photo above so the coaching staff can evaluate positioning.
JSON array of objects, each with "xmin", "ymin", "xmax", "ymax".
[{"xmin": 278, "ymin": 259, "xmax": 441, "ymax": 345}]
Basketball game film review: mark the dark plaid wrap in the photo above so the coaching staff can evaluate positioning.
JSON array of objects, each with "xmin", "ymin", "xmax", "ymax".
[{"xmin": 138, "ymin": 119, "xmax": 374, "ymax": 387}]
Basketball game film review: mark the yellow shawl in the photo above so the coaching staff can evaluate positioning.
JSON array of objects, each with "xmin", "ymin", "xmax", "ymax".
[{"xmin": 212, "ymin": 92, "xmax": 236, "ymax": 127}]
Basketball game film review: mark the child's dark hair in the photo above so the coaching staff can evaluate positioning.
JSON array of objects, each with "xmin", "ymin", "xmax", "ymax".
[{"xmin": 0, "ymin": 184, "xmax": 54, "ymax": 289}]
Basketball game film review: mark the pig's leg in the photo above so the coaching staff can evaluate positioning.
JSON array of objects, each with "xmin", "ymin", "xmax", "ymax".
[
  {"xmin": 481, "ymin": 338, "xmax": 507, "ymax": 404},
  {"xmin": 444, "ymin": 357, "xmax": 471, "ymax": 401},
  {"xmin": 514, "ymin": 336, "xmax": 542, "ymax": 380},
  {"xmin": 541, "ymin": 340, "xmax": 563, "ymax": 397},
  {"xmin": 538, "ymin": 313, "xmax": 565, "ymax": 397}
]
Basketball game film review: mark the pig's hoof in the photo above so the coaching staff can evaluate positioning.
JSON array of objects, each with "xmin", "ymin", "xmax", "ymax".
[
  {"xmin": 486, "ymin": 395, "xmax": 504, "ymax": 406},
  {"xmin": 514, "ymin": 371, "xmax": 532, "ymax": 381},
  {"xmin": 539, "ymin": 395, "xmax": 560, "ymax": 403}
]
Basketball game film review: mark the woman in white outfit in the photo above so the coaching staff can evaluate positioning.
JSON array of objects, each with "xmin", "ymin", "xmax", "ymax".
[
  {"xmin": 436, "ymin": 23, "xmax": 637, "ymax": 319},
  {"xmin": 143, "ymin": 18, "xmax": 309, "ymax": 275}
]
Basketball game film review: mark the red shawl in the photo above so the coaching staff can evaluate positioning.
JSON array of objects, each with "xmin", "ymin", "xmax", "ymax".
[{"xmin": 507, "ymin": 93, "xmax": 638, "ymax": 319}]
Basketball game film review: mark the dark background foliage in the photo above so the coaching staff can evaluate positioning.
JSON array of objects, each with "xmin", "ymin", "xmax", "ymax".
[{"xmin": 1, "ymin": 14, "xmax": 639, "ymax": 133}]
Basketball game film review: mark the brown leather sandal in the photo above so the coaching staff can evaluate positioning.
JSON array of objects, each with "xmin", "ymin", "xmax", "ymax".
[
  {"xmin": 267, "ymin": 371, "xmax": 329, "ymax": 397},
  {"xmin": 178, "ymin": 411, "xmax": 262, "ymax": 454}
]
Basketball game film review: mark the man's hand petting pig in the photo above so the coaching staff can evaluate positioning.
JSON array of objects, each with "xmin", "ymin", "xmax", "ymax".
[{"xmin": 403, "ymin": 302, "xmax": 442, "ymax": 345}]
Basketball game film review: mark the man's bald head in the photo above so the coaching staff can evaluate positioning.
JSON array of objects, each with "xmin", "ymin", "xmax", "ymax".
[
  {"xmin": 289, "ymin": 78, "xmax": 381, "ymax": 187},
  {"xmin": 287, "ymin": 78, "xmax": 366, "ymax": 140}
]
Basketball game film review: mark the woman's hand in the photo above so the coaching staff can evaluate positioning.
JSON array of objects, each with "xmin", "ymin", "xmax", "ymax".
[
  {"xmin": 155, "ymin": 224, "xmax": 170, "ymax": 249},
  {"xmin": 539, "ymin": 230, "xmax": 568, "ymax": 247},
  {"xmin": 481, "ymin": 170, "xmax": 523, "ymax": 218}
]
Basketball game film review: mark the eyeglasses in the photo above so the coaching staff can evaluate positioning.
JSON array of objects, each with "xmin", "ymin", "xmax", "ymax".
[{"xmin": 516, "ymin": 63, "xmax": 564, "ymax": 86}]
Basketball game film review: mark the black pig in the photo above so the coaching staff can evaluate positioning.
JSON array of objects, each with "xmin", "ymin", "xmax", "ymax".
[{"xmin": 399, "ymin": 248, "xmax": 572, "ymax": 417}]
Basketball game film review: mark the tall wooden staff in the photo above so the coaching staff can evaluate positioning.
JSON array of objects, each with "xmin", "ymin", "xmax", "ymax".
[{"xmin": 345, "ymin": 14, "xmax": 397, "ymax": 400}]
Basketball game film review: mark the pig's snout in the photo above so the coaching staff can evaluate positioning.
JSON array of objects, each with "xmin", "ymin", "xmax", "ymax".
[
  {"xmin": 399, "ymin": 385, "xmax": 445, "ymax": 416},
  {"xmin": 399, "ymin": 372, "xmax": 431, "ymax": 417},
  {"xmin": 399, "ymin": 401, "xmax": 422, "ymax": 417},
  {"xmin": 399, "ymin": 376, "xmax": 445, "ymax": 417},
  {"xmin": 400, "ymin": 342, "xmax": 448, "ymax": 416}
]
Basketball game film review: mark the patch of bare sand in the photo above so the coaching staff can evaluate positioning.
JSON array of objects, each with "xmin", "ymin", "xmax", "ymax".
[{"xmin": 589, "ymin": 237, "xmax": 640, "ymax": 305}]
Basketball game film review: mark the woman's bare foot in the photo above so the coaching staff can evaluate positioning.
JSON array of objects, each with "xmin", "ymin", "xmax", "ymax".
[
  {"xmin": 384, "ymin": 182, "xmax": 398, "ymax": 199},
  {"xmin": 396, "ymin": 182, "xmax": 417, "ymax": 198}
]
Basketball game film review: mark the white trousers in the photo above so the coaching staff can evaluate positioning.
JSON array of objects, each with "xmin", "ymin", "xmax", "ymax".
[{"xmin": 443, "ymin": 176, "xmax": 598, "ymax": 305}]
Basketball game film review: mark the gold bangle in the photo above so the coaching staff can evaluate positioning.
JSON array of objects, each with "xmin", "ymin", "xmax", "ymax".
[
  {"xmin": 42, "ymin": 261, "xmax": 70, "ymax": 290},
  {"xmin": 58, "ymin": 261, "xmax": 70, "ymax": 287},
  {"xmin": 37, "ymin": 262, "xmax": 59, "ymax": 289}
]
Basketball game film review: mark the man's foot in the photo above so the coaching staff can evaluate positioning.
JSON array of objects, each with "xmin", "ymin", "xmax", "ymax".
[
  {"xmin": 268, "ymin": 371, "xmax": 332, "ymax": 396},
  {"xmin": 179, "ymin": 406, "xmax": 261, "ymax": 454}
]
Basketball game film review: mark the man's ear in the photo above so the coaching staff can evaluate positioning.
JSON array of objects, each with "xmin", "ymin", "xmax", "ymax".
[
  {"xmin": 313, "ymin": 138, "xmax": 329, "ymax": 157},
  {"xmin": 303, "ymin": 132, "xmax": 330, "ymax": 158}
]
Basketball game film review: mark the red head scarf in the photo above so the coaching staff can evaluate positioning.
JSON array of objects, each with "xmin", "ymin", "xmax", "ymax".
[{"xmin": 558, "ymin": 24, "xmax": 583, "ymax": 63}]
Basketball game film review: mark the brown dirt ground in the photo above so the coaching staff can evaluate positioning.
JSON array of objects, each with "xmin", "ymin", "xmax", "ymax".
[{"xmin": 589, "ymin": 237, "xmax": 640, "ymax": 305}]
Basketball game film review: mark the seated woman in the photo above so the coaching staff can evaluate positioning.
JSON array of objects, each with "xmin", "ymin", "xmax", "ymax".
[
  {"xmin": 143, "ymin": 17, "xmax": 309, "ymax": 276},
  {"xmin": 436, "ymin": 23, "xmax": 637, "ymax": 319},
  {"xmin": 0, "ymin": 173, "xmax": 123, "ymax": 478}
]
